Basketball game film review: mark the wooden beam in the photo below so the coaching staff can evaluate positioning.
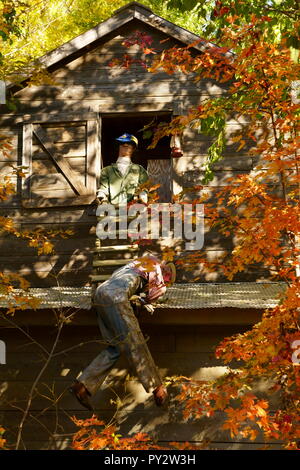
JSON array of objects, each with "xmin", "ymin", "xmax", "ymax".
[
  {"xmin": 39, "ymin": 10, "xmax": 132, "ymax": 69},
  {"xmin": 22, "ymin": 193, "xmax": 95, "ymax": 208},
  {"xmin": 93, "ymin": 245, "xmax": 138, "ymax": 252},
  {"xmin": 22, "ymin": 123, "xmax": 33, "ymax": 198},
  {"xmin": 133, "ymin": 6, "xmax": 233, "ymax": 57},
  {"xmin": 33, "ymin": 125, "xmax": 88, "ymax": 195},
  {"xmin": 0, "ymin": 80, "xmax": 6, "ymax": 104},
  {"xmin": 86, "ymin": 118, "xmax": 100, "ymax": 194},
  {"xmin": 23, "ymin": 113, "xmax": 97, "ymax": 123},
  {"xmin": 114, "ymin": 2, "xmax": 153, "ymax": 14},
  {"xmin": 93, "ymin": 258, "xmax": 136, "ymax": 267},
  {"xmin": 89, "ymin": 274, "xmax": 111, "ymax": 282}
]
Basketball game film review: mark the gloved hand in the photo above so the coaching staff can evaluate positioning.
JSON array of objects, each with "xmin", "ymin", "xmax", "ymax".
[
  {"xmin": 133, "ymin": 191, "xmax": 148, "ymax": 204},
  {"xmin": 129, "ymin": 295, "xmax": 155, "ymax": 314},
  {"xmin": 95, "ymin": 191, "xmax": 109, "ymax": 204},
  {"xmin": 97, "ymin": 196, "xmax": 108, "ymax": 204},
  {"xmin": 142, "ymin": 303, "xmax": 155, "ymax": 314},
  {"xmin": 95, "ymin": 198, "xmax": 105, "ymax": 205},
  {"xmin": 129, "ymin": 295, "xmax": 144, "ymax": 307},
  {"xmin": 139, "ymin": 190, "xmax": 148, "ymax": 204}
]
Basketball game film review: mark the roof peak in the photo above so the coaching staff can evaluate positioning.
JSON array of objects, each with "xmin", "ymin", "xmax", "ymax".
[
  {"xmin": 113, "ymin": 2, "xmax": 153, "ymax": 15},
  {"xmin": 7, "ymin": 1, "xmax": 231, "ymax": 90}
]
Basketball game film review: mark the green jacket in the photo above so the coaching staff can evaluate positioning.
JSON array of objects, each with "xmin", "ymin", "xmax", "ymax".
[{"xmin": 97, "ymin": 163, "xmax": 149, "ymax": 204}]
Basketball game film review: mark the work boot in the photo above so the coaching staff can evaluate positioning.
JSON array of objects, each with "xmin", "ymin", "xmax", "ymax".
[
  {"xmin": 153, "ymin": 384, "xmax": 168, "ymax": 407},
  {"xmin": 69, "ymin": 380, "xmax": 94, "ymax": 411}
]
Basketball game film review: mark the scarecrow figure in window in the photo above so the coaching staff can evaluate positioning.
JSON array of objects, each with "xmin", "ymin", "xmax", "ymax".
[
  {"xmin": 70, "ymin": 255, "xmax": 176, "ymax": 410},
  {"xmin": 96, "ymin": 133, "xmax": 149, "ymax": 205}
]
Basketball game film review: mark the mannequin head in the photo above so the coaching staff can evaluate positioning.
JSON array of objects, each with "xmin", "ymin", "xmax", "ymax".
[
  {"xmin": 161, "ymin": 262, "xmax": 176, "ymax": 286},
  {"xmin": 116, "ymin": 133, "xmax": 138, "ymax": 159},
  {"xmin": 118, "ymin": 142, "xmax": 135, "ymax": 158}
]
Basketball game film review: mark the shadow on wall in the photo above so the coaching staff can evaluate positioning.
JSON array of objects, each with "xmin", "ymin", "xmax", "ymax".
[{"xmin": 0, "ymin": 322, "xmax": 282, "ymax": 449}]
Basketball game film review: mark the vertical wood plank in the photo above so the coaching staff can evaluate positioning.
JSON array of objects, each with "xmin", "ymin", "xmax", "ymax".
[
  {"xmin": 22, "ymin": 123, "xmax": 32, "ymax": 198},
  {"xmin": 147, "ymin": 159, "xmax": 171, "ymax": 202},
  {"xmin": 86, "ymin": 118, "xmax": 100, "ymax": 194}
]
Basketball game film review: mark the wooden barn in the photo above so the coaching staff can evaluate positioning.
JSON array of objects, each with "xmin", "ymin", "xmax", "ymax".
[{"xmin": 0, "ymin": 2, "xmax": 285, "ymax": 450}]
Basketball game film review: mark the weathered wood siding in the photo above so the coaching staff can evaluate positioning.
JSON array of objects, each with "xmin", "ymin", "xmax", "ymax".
[
  {"xmin": 0, "ymin": 19, "xmax": 278, "ymax": 285},
  {"xmin": 0, "ymin": 12, "xmax": 285, "ymax": 451},
  {"xmin": 0, "ymin": 309, "xmax": 282, "ymax": 450}
]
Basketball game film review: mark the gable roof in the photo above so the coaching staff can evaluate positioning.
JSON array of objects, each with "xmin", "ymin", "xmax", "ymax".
[{"xmin": 35, "ymin": 1, "xmax": 228, "ymax": 71}]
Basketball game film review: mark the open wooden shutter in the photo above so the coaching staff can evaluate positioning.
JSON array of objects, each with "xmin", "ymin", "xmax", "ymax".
[{"xmin": 22, "ymin": 113, "xmax": 101, "ymax": 207}]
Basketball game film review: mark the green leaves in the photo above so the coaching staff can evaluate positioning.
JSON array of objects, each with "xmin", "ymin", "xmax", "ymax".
[
  {"xmin": 210, "ymin": 0, "xmax": 300, "ymax": 53},
  {"xmin": 190, "ymin": 104, "xmax": 227, "ymax": 184},
  {"xmin": 203, "ymin": 128, "xmax": 226, "ymax": 183},
  {"xmin": 165, "ymin": 0, "xmax": 199, "ymax": 10},
  {"xmin": 200, "ymin": 112, "xmax": 226, "ymax": 136}
]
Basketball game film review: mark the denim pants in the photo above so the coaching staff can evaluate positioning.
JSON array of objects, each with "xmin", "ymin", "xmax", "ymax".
[{"xmin": 78, "ymin": 265, "xmax": 162, "ymax": 395}]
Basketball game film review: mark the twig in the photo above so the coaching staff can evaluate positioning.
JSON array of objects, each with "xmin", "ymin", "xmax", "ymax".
[
  {"xmin": 52, "ymin": 339, "xmax": 106, "ymax": 357},
  {"xmin": 0, "ymin": 313, "xmax": 50, "ymax": 355},
  {"xmin": 15, "ymin": 315, "xmax": 64, "ymax": 449}
]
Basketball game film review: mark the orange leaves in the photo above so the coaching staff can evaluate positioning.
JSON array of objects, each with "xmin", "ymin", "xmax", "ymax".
[
  {"xmin": 222, "ymin": 412, "xmax": 242, "ymax": 438},
  {"xmin": 148, "ymin": 40, "xmax": 233, "ymax": 81},
  {"xmin": 0, "ymin": 176, "xmax": 16, "ymax": 201},
  {"xmin": 0, "ymin": 215, "xmax": 15, "ymax": 233},
  {"xmin": 0, "ymin": 171, "xmax": 76, "ymax": 317},
  {"xmin": 169, "ymin": 441, "xmax": 200, "ymax": 450},
  {"xmin": 240, "ymin": 427, "xmax": 259, "ymax": 441},
  {"xmin": 21, "ymin": 227, "xmax": 74, "ymax": 255},
  {"xmin": 0, "ymin": 134, "xmax": 13, "ymax": 160},
  {"xmin": 71, "ymin": 415, "xmax": 105, "ymax": 428},
  {"xmin": 161, "ymin": 247, "xmax": 176, "ymax": 263},
  {"xmin": 226, "ymin": 14, "xmax": 240, "ymax": 24},
  {"xmin": 105, "ymin": 19, "xmax": 300, "ymax": 451},
  {"xmin": 132, "ymin": 256, "xmax": 157, "ymax": 273},
  {"xmin": 0, "ymin": 271, "xmax": 42, "ymax": 315},
  {"xmin": 223, "ymin": 397, "xmax": 269, "ymax": 438},
  {"xmin": 208, "ymin": 288, "xmax": 300, "ymax": 444},
  {"xmin": 252, "ymin": 400, "xmax": 268, "ymax": 418},
  {"xmin": 71, "ymin": 415, "xmax": 164, "ymax": 451},
  {"xmin": 5, "ymin": 295, "xmax": 41, "ymax": 315},
  {"xmin": 143, "ymin": 47, "xmax": 155, "ymax": 55},
  {"xmin": 0, "ymin": 426, "xmax": 6, "ymax": 449},
  {"xmin": 0, "ymin": 272, "xmax": 30, "ymax": 292},
  {"xmin": 237, "ymin": 139, "xmax": 246, "ymax": 151}
]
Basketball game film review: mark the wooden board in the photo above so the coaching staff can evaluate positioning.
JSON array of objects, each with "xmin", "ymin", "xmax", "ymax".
[
  {"xmin": 32, "ymin": 158, "xmax": 85, "ymax": 175},
  {"xmin": 51, "ymin": 68, "xmax": 224, "ymax": 85},
  {"xmin": 147, "ymin": 159, "xmax": 171, "ymax": 202},
  {"xmin": 15, "ymin": 83, "xmax": 226, "ymax": 100},
  {"xmin": 172, "ymin": 155, "xmax": 253, "ymax": 172},
  {"xmin": 29, "ymin": 173, "xmax": 85, "ymax": 191}
]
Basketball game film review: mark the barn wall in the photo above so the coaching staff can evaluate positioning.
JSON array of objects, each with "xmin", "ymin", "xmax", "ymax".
[
  {"xmin": 0, "ymin": 19, "xmax": 277, "ymax": 286},
  {"xmin": 0, "ymin": 14, "xmax": 284, "ymax": 450},
  {"xmin": 0, "ymin": 308, "xmax": 282, "ymax": 450}
]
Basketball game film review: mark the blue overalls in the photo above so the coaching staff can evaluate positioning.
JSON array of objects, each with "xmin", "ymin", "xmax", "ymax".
[{"xmin": 78, "ymin": 264, "xmax": 162, "ymax": 395}]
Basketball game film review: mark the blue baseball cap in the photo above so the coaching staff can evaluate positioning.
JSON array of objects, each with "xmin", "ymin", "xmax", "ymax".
[{"xmin": 116, "ymin": 133, "xmax": 138, "ymax": 147}]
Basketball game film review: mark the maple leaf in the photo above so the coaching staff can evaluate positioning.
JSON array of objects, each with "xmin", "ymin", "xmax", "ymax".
[{"xmin": 143, "ymin": 48, "xmax": 155, "ymax": 55}]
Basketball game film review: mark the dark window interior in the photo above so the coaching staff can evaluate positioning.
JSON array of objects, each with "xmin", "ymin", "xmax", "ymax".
[{"xmin": 100, "ymin": 112, "xmax": 172, "ymax": 168}]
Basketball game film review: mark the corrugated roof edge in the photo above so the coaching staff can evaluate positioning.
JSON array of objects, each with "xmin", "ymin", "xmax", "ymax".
[{"xmin": 0, "ymin": 282, "xmax": 287, "ymax": 311}]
